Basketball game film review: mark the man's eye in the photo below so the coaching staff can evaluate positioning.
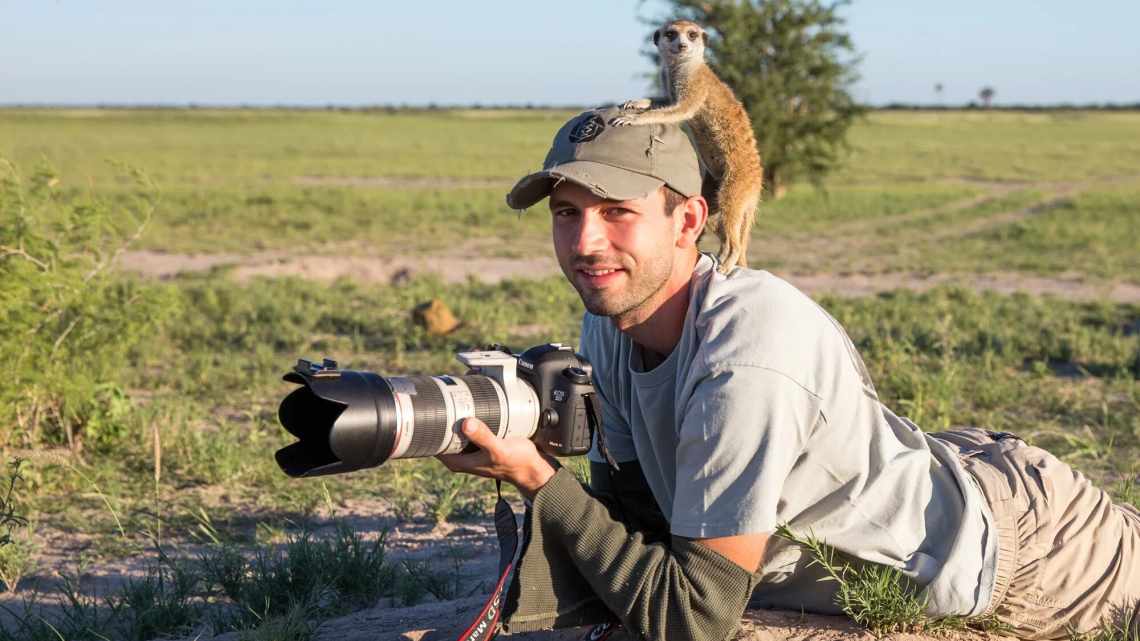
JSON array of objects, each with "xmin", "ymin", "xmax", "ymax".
[{"xmin": 553, "ymin": 209, "xmax": 576, "ymax": 218}]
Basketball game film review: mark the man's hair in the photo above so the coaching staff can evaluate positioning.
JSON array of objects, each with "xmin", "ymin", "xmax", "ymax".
[{"xmin": 662, "ymin": 185, "xmax": 687, "ymax": 216}]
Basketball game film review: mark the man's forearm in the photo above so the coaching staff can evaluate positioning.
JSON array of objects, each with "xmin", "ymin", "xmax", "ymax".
[{"xmin": 532, "ymin": 467, "xmax": 760, "ymax": 641}]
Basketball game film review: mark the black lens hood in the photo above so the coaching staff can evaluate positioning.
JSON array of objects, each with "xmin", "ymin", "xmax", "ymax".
[{"xmin": 276, "ymin": 368, "xmax": 398, "ymax": 477}]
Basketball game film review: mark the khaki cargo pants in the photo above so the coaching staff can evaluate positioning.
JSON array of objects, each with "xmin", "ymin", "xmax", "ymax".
[{"xmin": 934, "ymin": 429, "xmax": 1140, "ymax": 639}]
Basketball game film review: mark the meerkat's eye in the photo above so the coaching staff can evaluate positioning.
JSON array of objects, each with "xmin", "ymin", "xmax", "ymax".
[
  {"xmin": 688, "ymin": 31, "xmax": 699, "ymax": 41},
  {"xmin": 666, "ymin": 30, "xmax": 677, "ymax": 41}
]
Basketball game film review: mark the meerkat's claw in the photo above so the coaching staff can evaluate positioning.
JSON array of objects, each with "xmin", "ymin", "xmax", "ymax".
[
  {"xmin": 609, "ymin": 115, "xmax": 639, "ymax": 127},
  {"xmin": 717, "ymin": 242, "xmax": 740, "ymax": 273},
  {"xmin": 620, "ymin": 99, "xmax": 652, "ymax": 111}
]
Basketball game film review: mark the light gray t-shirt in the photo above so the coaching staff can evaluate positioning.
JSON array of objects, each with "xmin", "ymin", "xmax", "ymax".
[{"xmin": 582, "ymin": 254, "xmax": 996, "ymax": 617}]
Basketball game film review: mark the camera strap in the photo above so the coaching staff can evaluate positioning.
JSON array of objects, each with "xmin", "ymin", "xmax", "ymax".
[
  {"xmin": 585, "ymin": 393, "xmax": 620, "ymax": 471},
  {"xmin": 458, "ymin": 395, "xmax": 621, "ymax": 641},
  {"xmin": 579, "ymin": 393, "xmax": 624, "ymax": 640},
  {"xmin": 455, "ymin": 480, "xmax": 518, "ymax": 641}
]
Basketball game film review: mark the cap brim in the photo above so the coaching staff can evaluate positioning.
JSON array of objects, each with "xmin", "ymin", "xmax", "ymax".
[{"xmin": 506, "ymin": 160, "xmax": 665, "ymax": 210}]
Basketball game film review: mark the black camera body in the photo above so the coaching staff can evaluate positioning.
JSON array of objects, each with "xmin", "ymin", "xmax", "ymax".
[
  {"xmin": 514, "ymin": 343, "xmax": 596, "ymax": 457},
  {"xmin": 276, "ymin": 343, "xmax": 599, "ymax": 478}
]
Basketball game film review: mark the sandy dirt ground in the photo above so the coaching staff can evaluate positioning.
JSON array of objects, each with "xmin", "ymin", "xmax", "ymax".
[
  {"xmin": 4, "ymin": 490, "xmax": 1014, "ymax": 641},
  {"xmin": 115, "ymin": 248, "xmax": 1140, "ymax": 303},
  {"xmin": 187, "ymin": 594, "xmax": 1008, "ymax": 641}
]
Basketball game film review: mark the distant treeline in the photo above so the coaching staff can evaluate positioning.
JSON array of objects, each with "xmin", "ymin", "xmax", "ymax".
[
  {"xmin": 3, "ymin": 102, "xmax": 1140, "ymax": 112},
  {"xmin": 878, "ymin": 102, "xmax": 1140, "ymax": 111}
]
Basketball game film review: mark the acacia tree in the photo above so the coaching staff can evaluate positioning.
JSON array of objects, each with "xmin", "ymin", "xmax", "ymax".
[
  {"xmin": 979, "ymin": 86, "xmax": 995, "ymax": 108},
  {"xmin": 651, "ymin": 0, "xmax": 864, "ymax": 196}
]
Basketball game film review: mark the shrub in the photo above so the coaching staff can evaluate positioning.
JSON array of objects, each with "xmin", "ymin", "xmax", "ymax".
[{"xmin": 0, "ymin": 160, "xmax": 177, "ymax": 450}]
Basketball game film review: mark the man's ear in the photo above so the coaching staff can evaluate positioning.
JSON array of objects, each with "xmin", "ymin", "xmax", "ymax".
[
  {"xmin": 675, "ymin": 195, "xmax": 709, "ymax": 250},
  {"xmin": 652, "ymin": 29, "xmax": 661, "ymax": 46}
]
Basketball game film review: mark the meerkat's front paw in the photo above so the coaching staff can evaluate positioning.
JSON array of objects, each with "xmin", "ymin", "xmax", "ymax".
[
  {"xmin": 620, "ymin": 99, "xmax": 652, "ymax": 111},
  {"xmin": 609, "ymin": 114, "xmax": 641, "ymax": 127}
]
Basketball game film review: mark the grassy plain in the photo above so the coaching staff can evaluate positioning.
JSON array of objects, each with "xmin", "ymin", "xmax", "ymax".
[
  {"xmin": 3, "ymin": 108, "xmax": 1139, "ymax": 276},
  {"xmin": 1, "ymin": 108, "xmax": 1138, "ymax": 640}
]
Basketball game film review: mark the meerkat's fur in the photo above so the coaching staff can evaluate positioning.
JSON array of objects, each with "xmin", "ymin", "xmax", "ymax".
[{"xmin": 611, "ymin": 19, "xmax": 763, "ymax": 273}]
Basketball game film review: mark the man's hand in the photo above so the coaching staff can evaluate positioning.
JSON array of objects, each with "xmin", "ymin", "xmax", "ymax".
[{"xmin": 436, "ymin": 418, "xmax": 557, "ymax": 500}]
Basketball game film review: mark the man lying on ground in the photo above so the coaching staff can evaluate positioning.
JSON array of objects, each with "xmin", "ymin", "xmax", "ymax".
[{"xmin": 437, "ymin": 106, "xmax": 1140, "ymax": 641}]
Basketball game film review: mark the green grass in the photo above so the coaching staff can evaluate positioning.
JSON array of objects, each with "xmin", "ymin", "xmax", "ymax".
[
  {"xmin": 0, "ymin": 524, "xmax": 412, "ymax": 641},
  {"xmin": 838, "ymin": 110, "xmax": 1140, "ymax": 184},
  {"xmin": 17, "ymin": 276, "xmax": 1137, "ymax": 544},
  {"xmin": 5, "ymin": 273, "xmax": 1133, "ymax": 638},
  {"xmin": 928, "ymin": 187, "xmax": 1140, "ymax": 279},
  {"xmin": 2, "ymin": 109, "xmax": 1139, "ymax": 638},
  {"xmin": 752, "ymin": 182, "xmax": 980, "ymax": 235},
  {"xmin": 1073, "ymin": 606, "xmax": 1139, "ymax": 641},
  {"xmin": 6, "ymin": 109, "xmax": 1140, "ymax": 189},
  {"xmin": 0, "ymin": 108, "xmax": 573, "ymax": 187},
  {"xmin": 4, "ymin": 108, "xmax": 1140, "ymax": 283},
  {"xmin": 122, "ymin": 185, "xmax": 549, "ymax": 255}
]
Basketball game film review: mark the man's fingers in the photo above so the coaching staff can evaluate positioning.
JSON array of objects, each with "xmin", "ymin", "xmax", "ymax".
[
  {"xmin": 460, "ymin": 417, "xmax": 498, "ymax": 450},
  {"xmin": 436, "ymin": 448, "xmax": 492, "ymax": 474}
]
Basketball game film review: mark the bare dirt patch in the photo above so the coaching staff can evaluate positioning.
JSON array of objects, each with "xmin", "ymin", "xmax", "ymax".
[
  {"xmin": 116, "ymin": 249, "xmax": 559, "ymax": 285},
  {"xmin": 230, "ymin": 253, "xmax": 558, "ymax": 285},
  {"xmin": 790, "ymin": 271, "xmax": 1140, "ymax": 303},
  {"xmin": 115, "ymin": 250, "xmax": 1140, "ymax": 303},
  {"xmin": 114, "ymin": 250, "xmax": 248, "ymax": 279},
  {"xmin": 189, "ymin": 595, "xmax": 1005, "ymax": 641}
]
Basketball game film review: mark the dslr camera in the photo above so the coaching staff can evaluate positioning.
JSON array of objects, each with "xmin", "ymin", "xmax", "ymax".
[{"xmin": 275, "ymin": 343, "xmax": 599, "ymax": 477}]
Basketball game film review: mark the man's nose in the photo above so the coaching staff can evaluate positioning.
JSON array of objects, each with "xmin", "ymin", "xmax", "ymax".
[{"xmin": 573, "ymin": 210, "xmax": 608, "ymax": 256}]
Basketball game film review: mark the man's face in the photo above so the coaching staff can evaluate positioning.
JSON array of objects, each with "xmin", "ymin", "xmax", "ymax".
[{"xmin": 549, "ymin": 182, "xmax": 679, "ymax": 322}]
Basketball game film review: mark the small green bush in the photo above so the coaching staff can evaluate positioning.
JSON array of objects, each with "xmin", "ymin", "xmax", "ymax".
[{"xmin": 0, "ymin": 160, "xmax": 177, "ymax": 450}]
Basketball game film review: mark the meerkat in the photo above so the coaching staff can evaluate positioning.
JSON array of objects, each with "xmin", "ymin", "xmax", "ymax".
[{"xmin": 611, "ymin": 19, "xmax": 763, "ymax": 273}]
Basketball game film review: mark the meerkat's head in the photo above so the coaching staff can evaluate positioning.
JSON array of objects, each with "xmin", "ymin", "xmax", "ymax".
[{"xmin": 653, "ymin": 20, "xmax": 707, "ymax": 65}]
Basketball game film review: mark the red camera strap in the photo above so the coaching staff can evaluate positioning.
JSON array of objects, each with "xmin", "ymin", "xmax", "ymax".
[
  {"xmin": 456, "ymin": 481, "xmax": 518, "ymax": 641},
  {"xmin": 457, "ymin": 395, "xmax": 624, "ymax": 641}
]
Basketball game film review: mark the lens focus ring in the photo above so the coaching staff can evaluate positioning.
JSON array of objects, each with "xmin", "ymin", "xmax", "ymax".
[
  {"xmin": 459, "ymin": 375, "xmax": 502, "ymax": 436},
  {"xmin": 405, "ymin": 376, "xmax": 448, "ymax": 458}
]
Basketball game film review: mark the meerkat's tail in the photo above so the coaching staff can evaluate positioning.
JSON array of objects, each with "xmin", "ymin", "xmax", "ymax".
[{"xmin": 713, "ymin": 172, "xmax": 762, "ymax": 273}]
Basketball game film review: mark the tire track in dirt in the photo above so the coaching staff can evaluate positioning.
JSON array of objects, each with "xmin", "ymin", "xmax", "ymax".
[
  {"xmin": 922, "ymin": 172, "xmax": 1140, "ymax": 243},
  {"xmin": 807, "ymin": 181, "xmax": 1028, "ymax": 239},
  {"xmin": 746, "ymin": 181, "xmax": 1030, "ymax": 270}
]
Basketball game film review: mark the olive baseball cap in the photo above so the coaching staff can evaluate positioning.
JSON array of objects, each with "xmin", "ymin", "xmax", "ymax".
[{"xmin": 506, "ymin": 106, "xmax": 702, "ymax": 210}]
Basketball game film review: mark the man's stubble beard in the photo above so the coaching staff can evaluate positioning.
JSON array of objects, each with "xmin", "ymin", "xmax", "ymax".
[{"xmin": 572, "ymin": 251, "xmax": 674, "ymax": 323}]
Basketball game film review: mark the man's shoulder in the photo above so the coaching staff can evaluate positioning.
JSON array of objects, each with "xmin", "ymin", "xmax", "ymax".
[
  {"xmin": 690, "ymin": 267, "xmax": 844, "ymax": 383},
  {"xmin": 696, "ymin": 267, "xmax": 831, "ymax": 341}
]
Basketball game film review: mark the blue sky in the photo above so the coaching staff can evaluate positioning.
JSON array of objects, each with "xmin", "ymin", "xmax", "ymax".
[{"xmin": 1, "ymin": 1, "xmax": 1137, "ymax": 106}]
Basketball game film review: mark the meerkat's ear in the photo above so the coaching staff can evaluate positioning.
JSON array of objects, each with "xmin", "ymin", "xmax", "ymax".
[
  {"xmin": 701, "ymin": 30, "xmax": 708, "ymax": 46},
  {"xmin": 653, "ymin": 29, "xmax": 661, "ymax": 46}
]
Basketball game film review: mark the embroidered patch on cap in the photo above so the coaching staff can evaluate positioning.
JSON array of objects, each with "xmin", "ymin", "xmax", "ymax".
[{"xmin": 569, "ymin": 114, "xmax": 606, "ymax": 143}]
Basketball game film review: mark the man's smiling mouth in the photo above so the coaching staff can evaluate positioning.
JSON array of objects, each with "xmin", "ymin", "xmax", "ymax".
[{"xmin": 576, "ymin": 266, "xmax": 625, "ymax": 287}]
